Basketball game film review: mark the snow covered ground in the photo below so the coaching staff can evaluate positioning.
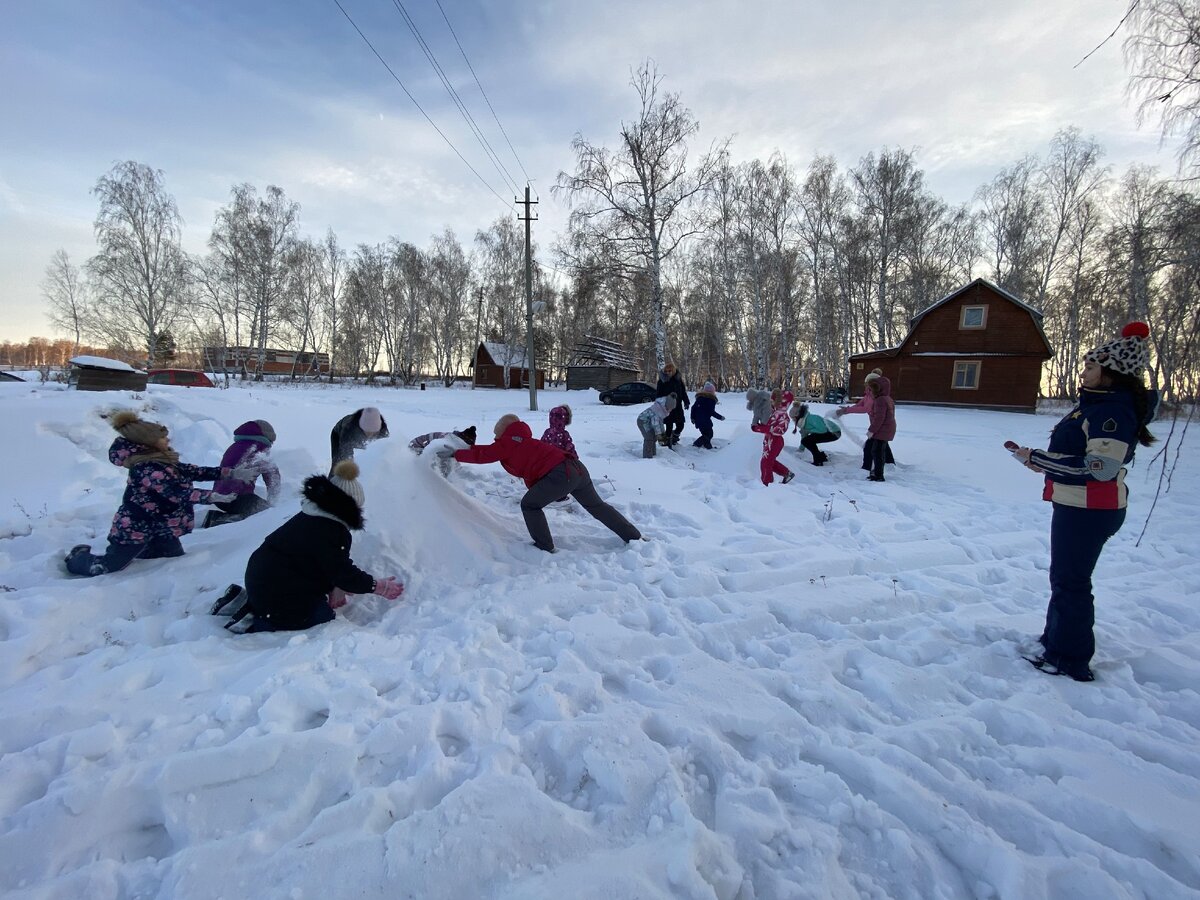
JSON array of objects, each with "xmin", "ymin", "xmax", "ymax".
[{"xmin": 0, "ymin": 379, "xmax": 1197, "ymax": 900}]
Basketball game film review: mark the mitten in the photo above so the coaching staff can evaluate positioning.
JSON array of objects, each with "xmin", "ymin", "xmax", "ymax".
[
  {"xmin": 229, "ymin": 462, "xmax": 262, "ymax": 482},
  {"xmin": 373, "ymin": 576, "xmax": 404, "ymax": 601},
  {"xmin": 327, "ymin": 587, "xmax": 348, "ymax": 609},
  {"xmin": 207, "ymin": 492, "xmax": 238, "ymax": 504},
  {"xmin": 434, "ymin": 447, "xmax": 457, "ymax": 460}
]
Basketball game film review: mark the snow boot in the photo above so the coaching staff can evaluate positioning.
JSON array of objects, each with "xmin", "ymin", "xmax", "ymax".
[{"xmin": 211, "ymin": 583, "xmax": 248, "ymax": 617}]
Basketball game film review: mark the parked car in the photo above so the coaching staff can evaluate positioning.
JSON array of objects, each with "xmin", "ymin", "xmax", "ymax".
[
  {"xmin": 824, "ymin": 387, "xmax": 848, "ymax": 404},
  {"xmin": 598, "ymin": 381, "xmax": 657, "ymax": 405},
  {"xmin": 148, "ymin": 369, "xmax": 215, "ymax": 388},
  {"xmin": 0, "ymin": 371, "xmax": 24, "ymax": 382}
]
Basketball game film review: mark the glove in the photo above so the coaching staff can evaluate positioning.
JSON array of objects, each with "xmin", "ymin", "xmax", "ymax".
[
  {"xmin": 833, "ymin": 409, "xmax": 844, "ymax": 418},
  {"xmin": 227, "ymin": 462, "xmax": 263, "ymax": 482},
  {"xmin": 327, "ymin": 587, "xmax": 348, "ymax": 609},
  {"xmin": 207, "ymin": 492, "xmax": 238, "ymax": 504},
  {"xmin": 373, "ymin": 576, "xmax": 404, "ymax": 601},
  {"xmin": 434, "ymin": 447, "xmax": 457, "ymax": 460}
]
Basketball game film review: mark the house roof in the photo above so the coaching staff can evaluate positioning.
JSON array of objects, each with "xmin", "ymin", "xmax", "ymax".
[
  {"xmin": 908, "ymin": 278, "xmax": 1044, "ymax": 327},
  {"xmin": 480, "ymin": 341, "xmax": 531, "ymax": 370}
]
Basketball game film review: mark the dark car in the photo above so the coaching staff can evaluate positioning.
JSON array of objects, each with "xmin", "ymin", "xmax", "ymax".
[
  {"xmin": 824, "ymin": 387, "xmax": 847, "ymax": 404},
  {"xmin": 0, "ymin": 371, "xmax": 24, "ymax": 382},
  {"xmin": 148, "ymin": 368, "xmax": 215, "ymax": 387},
  {"xmin": 599, "ymin": 381, "xmax": 657, "ymax": 405}
]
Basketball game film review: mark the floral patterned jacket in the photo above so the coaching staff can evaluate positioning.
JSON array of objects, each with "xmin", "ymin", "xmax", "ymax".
[{"xmin": 107, "ymin": 438, "xmax": 223, "ymax": 545}]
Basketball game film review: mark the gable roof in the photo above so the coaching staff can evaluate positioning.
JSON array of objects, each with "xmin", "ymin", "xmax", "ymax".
[
  {"xmin": 905, "ymin": 278, "xmax": 1053, "ymax": 356},
  {"xmin": 479, "ymin": 341, "xmax": 532, "ymax": 370},
  {"xmin": 567, "ymin": 335, "xmax": 641, "ymax": 370}
]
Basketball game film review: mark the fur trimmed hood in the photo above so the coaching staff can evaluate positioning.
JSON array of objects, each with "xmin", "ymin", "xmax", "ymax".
[{"xmin": 301, "ymin": 473, "xmax": 365, "ymax": 530}]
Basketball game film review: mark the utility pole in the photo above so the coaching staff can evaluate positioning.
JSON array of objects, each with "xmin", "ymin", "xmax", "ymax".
[
  {"xmin": 517, "ymin": 185, "xmax": 539, "ymax": 412},
  {"xmin": 471, "ymin": 287, "xmax": 483, "ymax": 390}
]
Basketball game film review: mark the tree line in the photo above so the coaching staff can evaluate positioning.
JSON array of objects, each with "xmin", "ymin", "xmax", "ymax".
[{"xmin": 42, "ymin": 72, "xmax": 1199, "ymax": 400}]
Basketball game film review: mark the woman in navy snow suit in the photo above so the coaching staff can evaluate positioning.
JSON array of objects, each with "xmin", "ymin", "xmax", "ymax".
[{"xmin": 1013, "ymin": 322, "xmax": 1157, "ymax": 682}]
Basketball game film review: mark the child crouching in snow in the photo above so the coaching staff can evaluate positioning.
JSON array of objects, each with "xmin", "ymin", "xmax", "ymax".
[
  {"xmin": 202, "ymin": 419, "xmax": 281, "ymax": 528},
  {"xmin": 213, "ymin": 460, "xmax": 404, "ymax": 632},
  {"xmin": 65, "ymin": 411, "xmax": 240, "ymax": 577},
  {"xmin": 636, "ymin": 394, "xmax": 676, "ymax": 458}
]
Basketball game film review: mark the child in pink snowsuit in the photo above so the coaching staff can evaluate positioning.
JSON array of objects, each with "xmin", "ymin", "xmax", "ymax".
[
  {"xmin": 540, "ymin": 405, "xmax": 576, "ymax": 456},
  {"xmin": 751, "ymin": 390, "xmax": 795, "ymax": 486}
]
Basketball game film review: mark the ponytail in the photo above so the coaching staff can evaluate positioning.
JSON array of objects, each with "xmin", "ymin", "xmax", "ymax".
[{"xmin": 1107, "ymin": 371, "xmax": 1157, "ymax": 446}]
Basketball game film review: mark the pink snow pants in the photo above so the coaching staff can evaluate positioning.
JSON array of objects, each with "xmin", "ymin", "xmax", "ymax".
[{"xmin": 760, "ymin": 435, "xmax": 790, "ymax": 485}]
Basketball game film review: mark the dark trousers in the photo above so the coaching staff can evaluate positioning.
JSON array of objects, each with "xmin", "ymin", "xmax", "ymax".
[
  {"xmin": 203, "ymin": 494, "xmax": 270, "ymax": 528},
  {"xmin": 800, "ymin": 432, "xmax": 838, "ymax": 463},
  {"xmin": 663, "ymin": 408, "xmax": 685, "ymax": 445},
  {"xmin": 1041, "ymin": 504, "xmax": 1125, "ymax": 675},
  {"xmin": 692, "ymin": 424, "xmax": 714, "ymax": 448},
  {"xmin": 520, "ymin": 459, "xmax": 641, "ymax": 551},
  {"xmin": 869, "ymin": 439, "xmax": 892, "ymax": 479},
  {"xmin": 247, "ymin": 595, "xmax": 336, "ymax": 632},
  {"xmin": 66, "ymin": 535, "xmax": 184, "ymax": 577},
  {"xmin": 862, "ymin": 438, "xmax": 895, "ymax": 471}
]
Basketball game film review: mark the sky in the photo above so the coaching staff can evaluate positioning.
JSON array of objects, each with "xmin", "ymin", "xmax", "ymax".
[{"xmin": 0, "ymin": 0, "xmax": 1185, "ymax": 343}]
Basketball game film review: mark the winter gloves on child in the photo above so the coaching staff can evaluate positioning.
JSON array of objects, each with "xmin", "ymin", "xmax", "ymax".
[{"xmin": 373, "ymin": 576, "xmax": 404, "ymax": 601}]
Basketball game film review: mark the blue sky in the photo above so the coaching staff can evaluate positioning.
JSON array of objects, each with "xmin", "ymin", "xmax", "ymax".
[{"xmin": 0, "ymin": 0, "xmax": 1182, "ymax": 342}]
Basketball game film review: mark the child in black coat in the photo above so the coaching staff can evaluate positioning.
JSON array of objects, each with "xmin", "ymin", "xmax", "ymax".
[
  {"xmin": 214, "ymin": 460, "xmax": 403, "ymax": 632},
  {"xmin": 689, "ymin": 381, "xmax": 725, "ymax": 449}
]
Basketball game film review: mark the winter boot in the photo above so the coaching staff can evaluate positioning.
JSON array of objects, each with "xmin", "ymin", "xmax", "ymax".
[
  {"xmin": 781, "ymin": 471, "xmax": 795, "ymax": 484},
  {"xmin": 211, "ymin": 583, "xmax": 248, "ymax": 616}
]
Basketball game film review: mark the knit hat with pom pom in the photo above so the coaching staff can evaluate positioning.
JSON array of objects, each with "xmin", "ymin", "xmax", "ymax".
[
  {"xmin": 329, "ymin": 459, "xmax": 366, "ymax": 509},
  {"xmin": 110, "ymin": 410, "xmax": 169, "ymax": 447},
  {"xmin": 1085, "ymin": 322, "xmax": 1151, "ymax": 377}
]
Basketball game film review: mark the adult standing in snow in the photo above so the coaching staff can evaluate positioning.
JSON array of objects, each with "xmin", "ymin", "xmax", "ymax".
[
  {"xmin": 637, "ymin": 394, "xmax": 677, "ymax": 458},
  {"xmin": 790, "ymin": 401, "xmax": 841, "ymax": 466},
  {"xmin": 752, "ymin": 390, "xmax": 795, "ymax": 486},
  {"xmin": 655, "ymin": 363, "xmax": 690, "ymax": 447},
  {"xmin": 448, "ymin": 414, "xmax": 642, "ymax": 553},
  {"xmin": 1012, "ymin": 322, "xmax": 1157, "ymax": 682},
  {"xmin": 330, "ymin": 406, "xmax": 388, "ymax": 473},
  {"xmin": 865, "ymin": 375, "xmax": 896, "ymax": 482},
  {"xmin": 202, "ymin": 420, "xmax": 282, "ymax": 528},
  {"xmin": 216, "ymin": 460, "xmax": 404, "ymax": 632},
  {"xmin": 690, "ymin": 381, "xmax": 725, "ymax": 449},
  {"xmin": 65, "ymin": 412, "xmax": 239, "ymax": 576}
]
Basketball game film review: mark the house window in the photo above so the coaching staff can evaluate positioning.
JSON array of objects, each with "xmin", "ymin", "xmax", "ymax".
[
  {"xmin": 855, "ymin": 362, "xmax": 864, "ymax": 371},
  {"xmin": 960, "ymin": 305, "xmax": 988, "ymax": 329},
  {"xmin": 477, "ymin": 365, "xmax": 489, "ymax": 380},
  {"xmin": 952, "ymin": 360, "xmax": 980, "ymax": 390}
]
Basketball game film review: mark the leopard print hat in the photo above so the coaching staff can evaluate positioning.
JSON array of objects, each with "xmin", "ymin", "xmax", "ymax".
[{"xmin": 1084, "ymin": 322, "xmax": 1150, "ymax": 377}]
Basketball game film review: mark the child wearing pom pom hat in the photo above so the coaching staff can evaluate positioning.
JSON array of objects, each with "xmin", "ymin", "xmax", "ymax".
[{"xmin": 1011, "ymin": 322, "xmax": 1157, "ymax": 682}]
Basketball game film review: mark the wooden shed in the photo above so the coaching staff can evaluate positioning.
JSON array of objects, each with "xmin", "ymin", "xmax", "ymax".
[
  {"xmin": 67, "ymin": 356, "xmax": 148, "ymax": 392},
  {"xmin": 565, "ymin": 336, "xmax": 641, "ymax": 390},
  {"xmin": 471, "ymin": 342, "xmax": 545, "ymax": 390},
  {"xmin": 848, "ymin": 279, "xmax": 1053, "ymax": 412}
]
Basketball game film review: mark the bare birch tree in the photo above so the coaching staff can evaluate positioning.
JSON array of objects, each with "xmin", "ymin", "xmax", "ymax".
[{"xmin": 42, "ymin": 250, "xmax": 89, "ymax": 354}]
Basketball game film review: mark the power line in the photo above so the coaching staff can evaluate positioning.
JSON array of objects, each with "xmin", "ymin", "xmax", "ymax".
[
  {"xmin": 387, "ymin": 0, "xmax": 522, "ymax": 196},
  {"xmin": 434, "ymin": 0, "xmax": 532, "ymax": 185},
  {"xmin": 1074, "ymin": 0, "xmax": 1142, "ymax": 69},
  {"xmin": 331, "ymin": 0, "xmax": 515, "ymax": 214}
]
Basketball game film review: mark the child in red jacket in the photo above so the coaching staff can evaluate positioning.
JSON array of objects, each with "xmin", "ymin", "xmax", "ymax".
[
  {"xmin": 751, "ymin": 390, "xmax": 796, "ymax": 486},
  {"xmin": 450, "ymin": 414, "xmax": 641, "ymax": 552}
]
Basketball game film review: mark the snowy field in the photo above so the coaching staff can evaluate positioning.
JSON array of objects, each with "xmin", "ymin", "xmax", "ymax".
[{"xmin": 1, "ymin": 379, "xmax": 1198, "ymax": 900}]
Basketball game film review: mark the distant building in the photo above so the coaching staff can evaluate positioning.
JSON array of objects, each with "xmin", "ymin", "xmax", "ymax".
[
  {"xmin": 848, "ymin": 279, "xmax": 1053, "ymax": 412},
  {"xmin": 203, "ymin": 346, "xmax": 330, "ymax": 377},
  {"xmin": 565, "ymin": 336, "xmax": 642, "ymax": 390},
  {"xmin": 471, "ymin": 342, "xmax": 546, "ymax": 389}
]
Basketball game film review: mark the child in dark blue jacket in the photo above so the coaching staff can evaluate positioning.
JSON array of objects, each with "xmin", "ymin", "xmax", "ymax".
[{"xmin": 689, "ymin": 381, "xmax": 725, "ymax": 449}]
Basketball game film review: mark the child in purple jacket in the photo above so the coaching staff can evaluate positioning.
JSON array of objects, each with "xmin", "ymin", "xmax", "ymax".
[
  {"xmin": 66, "ymin": 411, "xmax": 239, "ymax": 577},
  {"xmin": 540, "ymin": 405, "xmax": 576, "ymax": 456},
  {"xmin": 202, "ymin": 420, "xmax": 282, "ymax": 528}
]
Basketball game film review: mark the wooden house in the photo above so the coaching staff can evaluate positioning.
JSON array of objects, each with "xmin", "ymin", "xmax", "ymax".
[
  {"xmin": 565, "ymin": 336, "xmax": 642, "ymax": 390},
  {"xmin": 471, "ymin": 342, "xmax": 546, "ymax": 390},
  {"xmin": 67, "ymin": 356, "xmax": 148, "ymax": 392},
  {"xmin": 848, "ymin": 279, "xmax": 1053, "ymax": 412},
  {"xmin": 203, "ymin": 346, "xmax": 330, "ymax": 377}
]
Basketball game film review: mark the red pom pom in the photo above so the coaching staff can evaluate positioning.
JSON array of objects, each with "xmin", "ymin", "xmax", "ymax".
[{"xmin": 1123, "ymin": 321, "xmax": 1150, "ymax": 339}]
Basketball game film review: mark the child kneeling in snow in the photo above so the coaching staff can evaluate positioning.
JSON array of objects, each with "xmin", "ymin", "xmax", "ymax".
[
  {"xmin": 65, "ymin": 411, "xmax": 239, "ymax": 577},
  {"xmin": 213, "ymin": 460, "xmax": 404, "ymax": 632},
  {"xmin": 202, "ymin": 419, "xmax": 282, "ymax": 528}
]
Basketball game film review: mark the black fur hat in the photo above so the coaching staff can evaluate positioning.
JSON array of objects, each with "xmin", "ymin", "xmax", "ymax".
[
  {"xmin": 302, "ymin": 462, "xmax": 365, "ymax": 530},
  {"xmin": 453, "ymin": 425, "xmax": 477, "ymax": 446}
]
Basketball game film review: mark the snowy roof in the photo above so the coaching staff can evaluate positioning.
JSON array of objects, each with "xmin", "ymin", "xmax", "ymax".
[
  {"xmin": 69, "ymin": 355, "xmax": 140, "ymax": 372},
  {"xmin": 481, "ymin": 342, "xmax": 530, "ymax": 370}
]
